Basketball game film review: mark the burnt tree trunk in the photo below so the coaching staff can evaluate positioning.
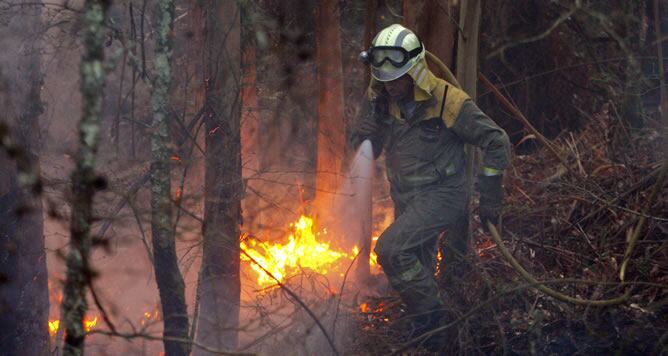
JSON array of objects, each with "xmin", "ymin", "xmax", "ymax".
[
  {"xmin": 150, "ymin": 0, "xmax": 190, "ymax": 355},
  {"xmin": 61, "ymin": 1, "xmax": 109, "ymax": 355},
  {"xmin": 0, "ymin": 3, "xmax": 49, "ymax": 354},
  {"xmin": 315, "ymin": 0, "xmax": 345, "ymax": 209},
  {"xmin": 195, "ymin": 0, "xmax": 242, "ymax": 353}
]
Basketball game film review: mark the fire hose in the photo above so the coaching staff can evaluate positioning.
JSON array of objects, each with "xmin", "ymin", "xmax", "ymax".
[{"xmin": 425, "ymin": 50, "xmax": 462, "ymax": 89}]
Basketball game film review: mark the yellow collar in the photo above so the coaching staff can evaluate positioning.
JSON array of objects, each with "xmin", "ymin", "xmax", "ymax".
[{"xmin": 367, "ymin": 58, "xmax": 438, "ymax": 102}]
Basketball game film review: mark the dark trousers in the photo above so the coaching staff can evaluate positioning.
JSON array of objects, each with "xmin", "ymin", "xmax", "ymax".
[{"xmin": 374, "ymin": 183, "xmax": 469, "ymax": 315}]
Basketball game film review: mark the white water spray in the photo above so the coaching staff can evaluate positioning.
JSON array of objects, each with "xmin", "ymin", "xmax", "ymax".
[{"xmin": 332, "ymin": 139, "xmax": 375, "ymax": 279}]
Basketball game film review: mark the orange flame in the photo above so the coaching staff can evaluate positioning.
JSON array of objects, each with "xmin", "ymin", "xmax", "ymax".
[
  {"xmin": 85, "ymin": 317, "xmax": 98, "ymax": 331},
  {"xmin": 241, "ymin": 215, "xmax": 350, "ymax": 286},
  {"xmin": 48, "ymin": 320, "xmax": 60, "ymax": 335},
  {"xmin": 240, "ymin": 215, "xmax": 381, "ymax": 287},
  {"xmin": 48, "ymin": 316, "xmax": 98, "ymax": 337}
]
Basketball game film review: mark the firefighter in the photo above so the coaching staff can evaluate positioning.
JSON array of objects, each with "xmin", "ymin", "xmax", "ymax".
[{"xmin": 351, "ymin": 24, "xmax": 511, "ymax": 339}]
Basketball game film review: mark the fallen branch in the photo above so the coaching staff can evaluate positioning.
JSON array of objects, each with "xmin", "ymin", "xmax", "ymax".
[
  {"xmin": 487, "ymin": 222, "xmax": 630, "ymax": 306},
  {"xmin": 619, "ymin": 160, "xmax": 668, "ymax": 281}
]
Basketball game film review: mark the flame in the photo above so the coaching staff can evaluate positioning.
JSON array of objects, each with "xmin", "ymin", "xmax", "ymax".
[
  {"xmin": 48, "ymin": 320, "xmax": 60, "ymax": 335},
  {"xmin": 241, "ymin": 215, "xmax": 350, "ymax": 286},
  {"xmin": 48, "ymin": 316, "xmax": 98, "ymax": 337},
  {"xmin": 352, "ymin": 245, "xmax": 379, "ymax": 268},
  {"xmin": 85, "ymin": 317, "xmax": 98, "ymax": 331}
]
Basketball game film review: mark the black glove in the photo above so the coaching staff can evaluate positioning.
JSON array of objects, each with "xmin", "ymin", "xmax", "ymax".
[{"xmin": 479, "ymin": 174, "xmax": 503, "ymax": 232}]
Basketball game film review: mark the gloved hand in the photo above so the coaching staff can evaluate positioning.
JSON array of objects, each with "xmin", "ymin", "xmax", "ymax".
[
  {"xmin": 349, "ymin": 97, "xmax": 388, "ymax": 159},
  {"xmin": 478, "ymin": 174, "xmax": 503, "ymax": 232}
]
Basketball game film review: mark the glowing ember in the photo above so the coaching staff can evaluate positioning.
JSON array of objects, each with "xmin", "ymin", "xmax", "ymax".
[
  {"xmin": 358, "ymin": 300, "xmax": 389, "ymax": 315},
  {"xmin": 476, "ymin": 239, "xmax": 497, "ymax": 257},
  {"xmin": 48, "ymin": 316, "xmax": 98, "ymax": 337},
  {"xmin": 140, "ymin": 307, "xmax": 161, "ymax": 327}
]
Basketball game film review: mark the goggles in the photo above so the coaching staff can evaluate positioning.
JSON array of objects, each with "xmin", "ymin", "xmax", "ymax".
[{"xmin": 360, "ymin": 42, "xmax": 423, "ymax": 68}]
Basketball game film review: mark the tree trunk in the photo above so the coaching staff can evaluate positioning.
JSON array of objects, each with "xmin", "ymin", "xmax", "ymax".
[
  {"xmin": 315, "ymin": 0, "xmax": 346, "ymax": 210},
  {"xmin": 151, "ymin": 0, "xmax": 190, "ymax": 355},
  {"xmin": 655, "ymin": 0, "xmax": 668, "ymax": 126},
  {"xmin": 363, "ymin": 0, "xmax": 378, "ymax": 82},
  {"xmin": 403, "ymin": 0, "xmax": 457, "ymax": 70},
  {"xmin": 61, "ymin": 1, "xmax": 109, "ymax": 355},
  {"xmin": 240, "ymin": 2, "xmax": 262, "ymax": 231},
  {"xmin": 455, "ymin": 0, "xmax": 481, "ymax": 97},
  {"xmin": 621, "ymin": 0, "xmax": 646, "ymax": 129},
  {"xmin": 454, "ymin": 0, "xmax": 481, "ymax": 262},
  {"xmin": 0, "ymin": 4, "xmax": 49, "ymax": 353},
  {"xmin": 195, "ymin": 0, "xmax": 242, "ymax": 353}
]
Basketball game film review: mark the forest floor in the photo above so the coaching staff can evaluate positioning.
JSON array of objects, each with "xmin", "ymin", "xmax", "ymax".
[{"xmin": 350, "ymin": 106, "xmax": 667, "ymax": 355}]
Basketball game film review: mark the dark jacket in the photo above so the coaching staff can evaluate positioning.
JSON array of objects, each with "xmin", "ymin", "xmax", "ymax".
[{"xmin": 352, "ymin": 78, "xmax": 511, "ymax": 196}]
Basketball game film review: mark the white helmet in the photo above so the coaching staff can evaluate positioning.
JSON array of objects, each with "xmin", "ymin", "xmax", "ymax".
[{"xmin": 361, "ymin": 24, "xmax": 425, "ymax": 82}]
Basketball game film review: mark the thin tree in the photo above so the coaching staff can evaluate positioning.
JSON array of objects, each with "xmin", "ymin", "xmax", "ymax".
[
  {"xmin": 195, "ymin": 0, "xmax": 242, "ymax": 353},
  {"xmin": 60, "ymin": 1, "xmax": 109, "ymax": 355},
  {"xmin": 240, "ymin": 1, "xmax": 262, "ymax": 230},
  {"xmin": 454, "ymin": 0, "xmax": 482, "ymax": 264},
  {"xmin": 315, "ymin": 0, "xmax": 346, "ymax": 209},
  {"xmin": 150, "ymin": 0, "xmax": 190, "ymax": 354}
]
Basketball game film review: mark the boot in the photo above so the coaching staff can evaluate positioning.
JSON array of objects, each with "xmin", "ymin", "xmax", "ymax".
[{"xmin": 413, "ymin": 308, "xmax": 449, "ymax": 352}]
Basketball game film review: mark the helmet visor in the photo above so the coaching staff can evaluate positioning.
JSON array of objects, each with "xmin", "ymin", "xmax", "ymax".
[
  {"xmin": 370, "ymin": 47, "xmax": 408, "ymax": 67},
  {"xmin": 368, "ymin": 43, "xmax": 423, "ymax": 68}
]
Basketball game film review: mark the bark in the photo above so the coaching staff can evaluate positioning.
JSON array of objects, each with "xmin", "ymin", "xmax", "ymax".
[
  {"xmin": 363, "ymin": 0, "xmax": 378, "ymax": 82},
  {"xmin": 455, "ymin": 0, "xmax": 481, "ymax": 98},
  {"xmin": 150, "ymin": 0, "xmax": 190, "ymax": 355},
  {"xmin": 240, "ymin": 2, "xmax": 262, "ymax": 230},
  {"xmin": 315, "ymin": 0, "xmax": 346, "ymax": 209},
  {"xmin": 61, "ymin": 1, "xmax": 109, "ymax": 355},
  {"xmin": 0, "ymin": 4, "xmax": 48, "ymax": 353},
  {"xmin": 455, "ymin": 0, "xmax": 482, "ymax": 258},
  {"xmin": 403, "ymin": 0, "xmax": 457, "ymax": 70},
  {"xmin": 195, "ymin": 0, "xmax": 242, "ymax": 353}
]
